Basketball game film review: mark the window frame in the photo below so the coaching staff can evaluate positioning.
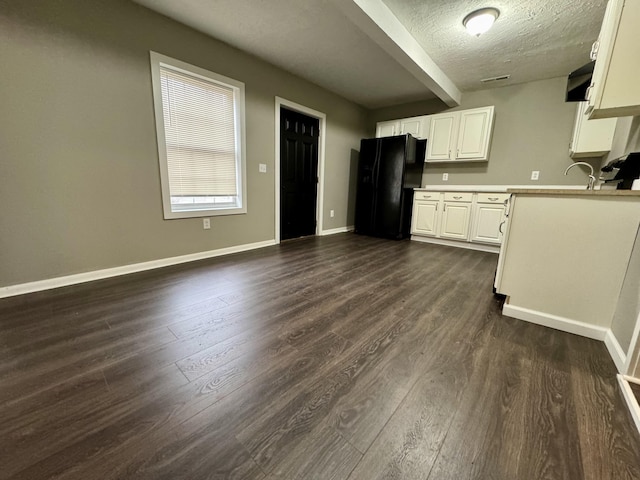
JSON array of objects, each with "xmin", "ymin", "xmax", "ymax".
[{"xmin": 149, "ymin": 51, "xmax": 247, "ymax": 219}]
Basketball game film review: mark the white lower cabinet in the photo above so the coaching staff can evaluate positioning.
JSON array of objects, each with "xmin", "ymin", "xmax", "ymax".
[
  {"xmin": 411, "ymin": 201, "xmax": 440, "ymax": 236},
  {"xmin": 440, "ymin": 191, "xmax": 472, "ymax": 240},
  {"xmin": 440, "ymin": 203, "xmax": 471, "ymax": 240},
  {"xmin": 471, "ymin": 205, "xmax": 505, "ymax": 244},
  {"xmin": 411, "ymin": 190, "xmax": 509, "ymax": 250}
]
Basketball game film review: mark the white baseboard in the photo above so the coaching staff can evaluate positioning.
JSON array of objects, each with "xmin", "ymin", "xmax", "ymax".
[
  {"xmin": 410, "ymin": 235, "xmax": 500, "ymax": 254},
  {"xmin": 321, "ymin": 225, "xmax": 354, "ymax": 236},
  {"xmin": 605, "ymin": 330, "xmax": 628, "ymax": 373},
  {"xmin": 0, "ymin": 239, "xmax": 277, "ymax": 299},
  {"xmin": 502, "ymin": 303, "xmax": 608, "ymax": 340},
  {"xmin": 618, "ymin": 375, "xmax": 640, "ymax": 435}
]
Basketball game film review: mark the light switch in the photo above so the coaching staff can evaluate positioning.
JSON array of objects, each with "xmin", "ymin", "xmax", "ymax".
[{"xmin": 259, "ymin": 164, "xmax": 267, "ymax": 173}]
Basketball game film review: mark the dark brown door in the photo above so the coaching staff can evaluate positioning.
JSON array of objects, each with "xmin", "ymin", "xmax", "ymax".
[{"xmin": 280, "ymin": 107, "xmax": 320, "ymax": 240}]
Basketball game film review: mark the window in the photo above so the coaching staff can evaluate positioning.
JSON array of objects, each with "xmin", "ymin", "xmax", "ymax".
[{"xmin": 150, "ymin": 52, "xmax": 247, "ymax": 219}]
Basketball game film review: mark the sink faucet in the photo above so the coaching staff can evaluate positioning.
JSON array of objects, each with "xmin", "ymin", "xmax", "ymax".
[{"xmin": 564, "ymin": 162, "xmax": 596, "ymax": 190}]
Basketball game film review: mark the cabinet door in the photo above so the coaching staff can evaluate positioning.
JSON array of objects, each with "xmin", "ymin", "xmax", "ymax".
[
  {"xmin": 456, "ymin": 107, "xmax": 494, "ymax": 160},
  {"xmin": 570, "ymin": 101, "xmax": 617, "ymax": 157},
  {"xmin": 411, "ymin": 200, "xmax": 440, "ymax": 236},
  {"xmin": 400, "ymin": 116, "xmax": 431, "ymax": 139},
  {"xmin": 440, "ymin": 202, "xmax": 471, "ymax": 240},
  {"xmin": 376, "ymin": 120, "xmax": 399, "ymax": 138},
  {"xmin": 426, "ymin": 113, "xmax": 457, "ymax": 161},
  {"xmin": 588, "ymin": 0, "xmax": 640, "ymax": 119},
  {"xmin": 471, "ymin": 204, "xmax": 505, "ymax": 244},
  {"xmin": 400, "ymin": 117, "xmax": 421, "ymax": 137}
]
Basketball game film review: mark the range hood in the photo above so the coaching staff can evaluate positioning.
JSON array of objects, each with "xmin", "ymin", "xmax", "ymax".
[{"xmin": 566, "ymin": 61, "xmax": 595, "ymax": 102}]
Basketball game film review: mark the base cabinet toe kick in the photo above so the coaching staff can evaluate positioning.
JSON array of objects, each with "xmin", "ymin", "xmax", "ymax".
[{"xmin": 410, "ymin": 190, "xmax": 510, "ymax": 253}]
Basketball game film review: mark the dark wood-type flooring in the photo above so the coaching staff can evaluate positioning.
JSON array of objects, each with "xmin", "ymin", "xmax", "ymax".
[
  {"xmin": 1, "ymin": 233, "xmax": 639, "ymax": 479},
  {"xmin": 631, "ymin": 382, "xmax": 640, "ymax": 407}
]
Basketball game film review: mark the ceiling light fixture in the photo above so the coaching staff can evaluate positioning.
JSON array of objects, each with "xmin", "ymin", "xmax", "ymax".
[{"xmin": 463, "ymin": 8, "xmax": 500, "ymax": 37}]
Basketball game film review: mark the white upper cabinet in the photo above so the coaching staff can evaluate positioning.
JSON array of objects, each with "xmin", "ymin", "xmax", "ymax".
[
  {"xmin": 376, "ymin": 120, "xmax": 399, "ymax": 137},
  {"xmin": 426, "ymin": 106, "xmax": 494, "ymax": 162},
  {"xmin": 570, "ymin": 101, "xmax": 617, "ymax": 158},
  {"xmin": 457, "ymin": 108, "xmax": 494, "ymax": 159},
  {"xmin": 426, "ymin": 113, "xmax": 457, "ymax": 161},
  {"xmin": 375, "ymin": 115, "xmax": 430, "ymax": 139},
  {"xmin": 400, "ymin": 117, "xmax": 424, "ymax": 138},
  {"xmin": 587, "ymin": 0, "xmax": 640, "ymax": 119}
]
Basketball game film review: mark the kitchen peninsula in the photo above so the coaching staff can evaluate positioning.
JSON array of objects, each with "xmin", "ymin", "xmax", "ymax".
[{"xmin": 495, "ymin": 189, "xmax": 640, "ymax": 371}]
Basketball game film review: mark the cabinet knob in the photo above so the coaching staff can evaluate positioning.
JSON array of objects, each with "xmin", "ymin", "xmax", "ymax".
[
  {"xmin": 585, "ymin": 84, "xmax": 594, "ymax": 102},
  {"xmin": 590, "ymin": 40, "xmax": 600, "ymax": 61},
  {"xmin": 499, "ymin": 221, "xmax": 505, "ymax": 234},
  {"xmin": 488, "ymin": 197, "xmax": 499, "ymax": 201},
  {"xmin": 453, "ymin": 196, "xmax": 462, "ymax": 200}
]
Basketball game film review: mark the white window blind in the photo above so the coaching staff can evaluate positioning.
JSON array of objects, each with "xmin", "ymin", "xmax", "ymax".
[
  {"xmin": 150, "ymin": 52, "xmax": 246, "ymax": 219},
  {"xmin": 160, "ymin": 66, "xmax": 238, "ymax": 198}
]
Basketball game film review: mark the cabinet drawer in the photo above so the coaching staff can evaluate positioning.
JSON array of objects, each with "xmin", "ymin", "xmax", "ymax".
[
  {"xmin": 415, "ymin": 191, "xmax": 440, "ymax": 201},
  {"xmin": 477, "ymin": 193, "xmax": 510, "ymax": 204},
  {"xmin": 443, "ymin": 192, "xmax": 472, "ymax": 203}
]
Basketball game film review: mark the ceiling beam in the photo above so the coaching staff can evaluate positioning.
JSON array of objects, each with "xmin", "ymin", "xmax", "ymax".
[{"xmin": 332, "ymin": 0, "xmax": 461, "ymax": 107}]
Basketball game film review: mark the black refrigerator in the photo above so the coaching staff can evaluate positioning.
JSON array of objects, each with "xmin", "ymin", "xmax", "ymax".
[{"xmin": 355, "ymin": 134, "xmax": 425, "ymax": 239}]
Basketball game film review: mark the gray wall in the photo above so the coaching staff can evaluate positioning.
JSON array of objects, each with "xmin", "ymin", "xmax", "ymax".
[
  {"xmin": 370, "ymin": 77, "xmax": 595, "ymax": 187},
  {"xmin": 0, "ymin": 0, "xmax": 368, "ymax": 287},
  {"xmin": 606, "ymin": 115, "xmax": 640, "ymax": 164},
  {"xmin": 367, "ymin": 98, "xmax": 447, "ymax": 130}
]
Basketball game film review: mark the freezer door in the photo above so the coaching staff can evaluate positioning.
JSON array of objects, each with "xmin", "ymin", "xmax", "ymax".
[
  {"xmin": 354, "ymin": 138, "xmax": 379, "ymax": 235},
  {"xmin": 375, "ymin": 136, "xmax": 409, "ymax": 238}
]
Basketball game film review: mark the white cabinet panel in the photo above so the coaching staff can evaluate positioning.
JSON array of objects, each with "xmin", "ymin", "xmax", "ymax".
[
  {"xmin": 411, "ymin": 190, "xmax": 508, "ymax": 250},
  {"xmin": 376, "ymin": 120, "xmax": 399, "ymax": 138},
  {"xmin": 400, "ymin": 118, "xmax": 422, "ymax": 138},
  {"xmin": 588, "ymin": 0, "xmax": 640, "ymax": 119},
  {"xmin": 471, "ymin": 205, "xmax": 505, "ymax": 244},
  {"xmin": 570, "ymin": 101, "xmax": 617, "ymax": 158},
  {"xmin": 411, "ymin": 201, "xmax": 440, "ymax": 236},
  {"xmin": 426, "ymin": 106, "xmax": 494, "ymax": 162},
  {"xmin": 443, "ymin": 192, "xmax": 473, "ymax": 203},
  {"xmin": 376, "ymin": 116, "xmax": 431, "ymax": 139},
  {"xmin": 440, "ymin": 203, "xmax": 471, "ymax": 240},
  {"xmin": 427, "ymin": 114, "xmax": 457, "ymax": 161},
  {"xmin": 457, "ymin": 107, "xmax": 494, "ymax": 160}
]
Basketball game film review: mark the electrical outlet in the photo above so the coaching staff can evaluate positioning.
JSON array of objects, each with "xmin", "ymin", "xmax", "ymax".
[
  {"xmin": 203, "ymin": 218, "xmax": 211, "ymax": 230},
  {"xmin": 259, "ymin": 164, "xmax": 267, "ymax": 173},
  {"xmin": 531, "ymin": 170, "xmax": 540, "ymax": 181},
  {"xmin": 330, "ymin": 210, "xmax": 335, "ymax": 218},
  {"xmin": 442, "ymin": 173, "xmax": 449, "ymax": 181}
]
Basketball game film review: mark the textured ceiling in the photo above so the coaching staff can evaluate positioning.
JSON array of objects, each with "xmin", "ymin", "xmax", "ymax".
[
  {"xmin": 133, "ymin": 0, "xmax": 608, "ymax": 108},
  {"xmin": 133, "ymin": 0, "xmax": 436, "ymax": 108},
  {"xmin": 383, "ymin": 0, "xmax": 607, "ymax": 91}
]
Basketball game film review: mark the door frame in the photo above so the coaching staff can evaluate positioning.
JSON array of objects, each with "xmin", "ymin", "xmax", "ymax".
[{"xmin": 275, "ymin": 97, "xmax": 326, "ymax": 244}]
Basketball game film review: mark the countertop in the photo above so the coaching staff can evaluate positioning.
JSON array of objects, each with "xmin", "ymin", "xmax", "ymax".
[
  {"xmin": 417, "ymin": 185, "xmax": 589, "ymax": 193},
  {"xmin": 415, "ymin": 185, "xmax": 640, "ymax": 196},
  {"xmin": 508, "ymin": 189, "xmax": 640, "ymax": 196}
]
